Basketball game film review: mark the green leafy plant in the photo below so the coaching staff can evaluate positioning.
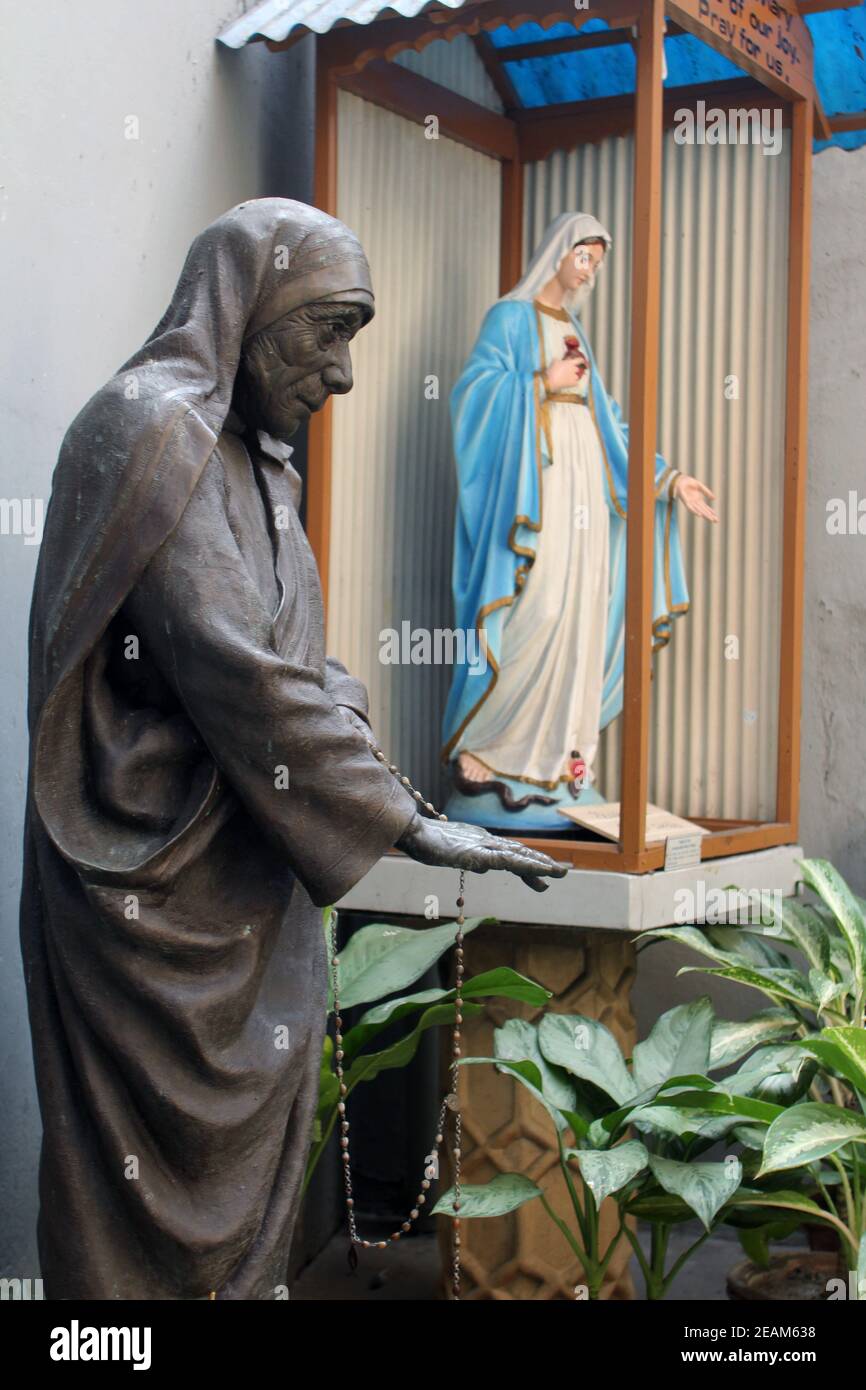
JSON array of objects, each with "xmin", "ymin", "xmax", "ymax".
[
  {"xmin": 432, "ymin": 997, "xmax": 811, "ymax": 1299},
  {"xmin": 638, "ymin": 858, "xmax": 866, "ymax": 1294},
  {"xmin": 724, "ymin": 1025, "xmax": 866, "ymax": 1288},
  {"xmin": 640, "ymin": 858, "xmax": 866, "ymax": 1035},
  {"xmin": 303, "ymin": 909, "xmax": 552, "ymax": 1193},
  {"xmin": 642, "ymin": 1028, "xmax": 866, "ymax": 1294}
]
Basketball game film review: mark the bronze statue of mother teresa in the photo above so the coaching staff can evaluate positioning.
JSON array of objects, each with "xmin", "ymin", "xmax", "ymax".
[{"xmin": 20, "ymin": 199, "xmax": 564, "ymax": 1300}]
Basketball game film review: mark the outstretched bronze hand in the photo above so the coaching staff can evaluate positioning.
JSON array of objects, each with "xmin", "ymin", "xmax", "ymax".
[
  {"xmin": 397, "ymin": 812, "xmax": 568, "ymax": 893},
  {"xmin": 336, "ymin": 706, "xmax": 567, "ymax": 891}
]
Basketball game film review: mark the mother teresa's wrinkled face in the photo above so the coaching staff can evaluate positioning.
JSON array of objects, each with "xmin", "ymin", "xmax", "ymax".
[
  {"xmin": 557, "ymin": 238, "xmax": 606, "ymax": 295},
  {"xmin": 236, "ymin": 290, "xmax": 374, "ymax": 441}
]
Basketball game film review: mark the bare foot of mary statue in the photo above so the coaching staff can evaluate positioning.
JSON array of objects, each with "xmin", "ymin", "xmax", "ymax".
[{"xmin": 20, "ymin": 199, "xmax": 565, "ymax": 1303}]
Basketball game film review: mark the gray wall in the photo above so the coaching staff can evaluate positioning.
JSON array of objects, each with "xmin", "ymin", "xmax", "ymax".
[
  {"xmin": 0, "ymin": 0, "xmax": 314, "ymax": 1278},
  {"xmin": 799, "ymin": 146, "xmax": 866, "ymax": 896}
]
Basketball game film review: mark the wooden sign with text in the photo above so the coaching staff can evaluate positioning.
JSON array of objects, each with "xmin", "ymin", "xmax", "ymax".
[{"xmin": 668, "ymin": 0, "xmax": 815, "ymax": 101}]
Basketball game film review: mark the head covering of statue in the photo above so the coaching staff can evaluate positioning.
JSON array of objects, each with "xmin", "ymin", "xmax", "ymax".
[
  {"xmin": 29, "ymin": 198, "xmax": 374, "ymax": 876},
  {"xmin": 501, "ymin": 211, "xmax": 613, "ymax": 315}
]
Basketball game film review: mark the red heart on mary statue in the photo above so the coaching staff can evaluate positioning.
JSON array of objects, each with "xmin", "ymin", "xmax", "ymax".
[{"xmin": 563, "ymin": 337, "xmax": 588, "ymax": 378}]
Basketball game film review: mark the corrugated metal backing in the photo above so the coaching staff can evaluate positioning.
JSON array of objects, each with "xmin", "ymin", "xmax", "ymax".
[
  {"xmin": 218, "ymin": 0, "xmax": 468, "ymax": 47},
  {"xmin": 330, "ymin": 89, "xmax": 501, "ymax": 799},
  {"xmin": 395, "ymin": 35, "xmax": 504, "ymax": 112},
  {"xmin": 525, "ymin": 134, "xmax": 789, "ymax": 821}
]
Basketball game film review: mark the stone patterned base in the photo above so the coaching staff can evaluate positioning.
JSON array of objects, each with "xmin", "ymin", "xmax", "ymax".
[{"xmin": 438, "ymin": 922, "xmax": 637, "ymax": 1301}]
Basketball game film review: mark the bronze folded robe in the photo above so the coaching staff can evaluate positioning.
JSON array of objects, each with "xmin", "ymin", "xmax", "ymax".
[{"xmin": 21, "ymin": 414, "xmax": 416, "ymax": 1299}]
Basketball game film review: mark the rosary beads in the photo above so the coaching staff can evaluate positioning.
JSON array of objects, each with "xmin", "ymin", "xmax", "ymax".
[{"xmin": 329, "ymin": 741, "xmax": 464, "ymax": 1299}]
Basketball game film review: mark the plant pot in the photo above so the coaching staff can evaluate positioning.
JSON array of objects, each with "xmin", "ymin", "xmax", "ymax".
[
  {"xmin": 727, "ymin": 1251, "xmax": 843, "ymax": 1301},
  {"xmin": 805, "ymin": 1220, "xmax": 841, "ymax": 1253}
]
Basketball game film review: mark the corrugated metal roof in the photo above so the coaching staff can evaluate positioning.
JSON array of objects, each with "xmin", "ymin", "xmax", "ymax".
[
  {"xmin": 218, "ymin": 0, "xmax": 866, "ymax": 151},
  {"xmin": 218, "ymin": 0, "xmax": 467, "ymax": 47}
]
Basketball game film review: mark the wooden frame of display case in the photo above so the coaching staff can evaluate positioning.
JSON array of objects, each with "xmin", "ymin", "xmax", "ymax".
[{"xmin": 265, "ymin": 0, "xmax": 815, "ymax": 871}]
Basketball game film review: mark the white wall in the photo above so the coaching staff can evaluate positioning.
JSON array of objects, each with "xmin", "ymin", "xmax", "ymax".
[{"xmin": 0, "ymin": 0, "xmax": 314, "ymax": 1279}]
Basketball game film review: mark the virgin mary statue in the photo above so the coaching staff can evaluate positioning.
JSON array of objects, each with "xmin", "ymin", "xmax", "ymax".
[{"xmin": 441, "ymin": 212, "xmax": 718, "ymax": 831}]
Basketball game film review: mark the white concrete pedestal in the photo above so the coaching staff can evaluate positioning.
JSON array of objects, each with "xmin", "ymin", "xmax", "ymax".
[{"xmin": 339, "ymin": 843, "xmax": 805, "ymax": 933}]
